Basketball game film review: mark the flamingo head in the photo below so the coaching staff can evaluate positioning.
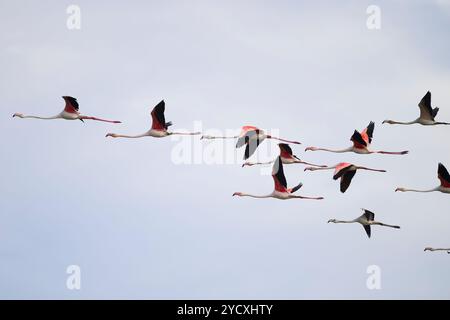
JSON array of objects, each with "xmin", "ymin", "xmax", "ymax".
[
  {"xmin": 424, "ymin": 247, "xmax": 433, "ymax": 252},
  {"xmin": 327, "ymin": 219, "xmax": 337, "ymax": 223},
  {"xmin": 304, "ymin": 166, "xmax": 316, "ymax": 172},
  {"xmin": 305, "ymin": 147, "xmax": 317, "ymax": 152},
  {"xmin": 242, "ymin": 162, "xmax": 252, "ymax": 167},
  {"xmin": 200, "ymin": 135, "xmax": 213, "ymax": 140},
  {"xmin": 232, "ymin": 192, "xmax": 243, "ymax": 197},
  {"xmin": 105, "ymin": 133, "xmax": 118, "ymax": 138},
  {"xmin": 395, "ymin": 187, "xmax": 405, "ymax": 192},
  {"xmin": 382, "ymin": 120, "xmax": 394, "ymax": 124},
  {"xmin": 13, "ymin": 113, "xmax": 24, "ymax": 118}
]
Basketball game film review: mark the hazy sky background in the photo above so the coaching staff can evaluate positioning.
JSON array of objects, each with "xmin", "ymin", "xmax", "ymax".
[{"xmin": 1, "ymin": 0, "xmax": 450, "ymax": 299}]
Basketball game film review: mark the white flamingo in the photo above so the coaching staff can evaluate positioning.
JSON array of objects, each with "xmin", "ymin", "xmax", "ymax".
[
  {"xmin": 305, "ymin": 122, "xmax": 409, "ymax": 155},
  {"xmin": 106, "ymin": 100, "xmax": 200, "ymax": 139},
  {"xmin": 233, "ymin": 156, "xmax": 324, "ymax": 200},
  {"xmin": 328, "ymin": 209, "xmax": 400, "ymax": 238},
  {"xmin": 395, "ymin": 163, "xmax": 450, "ymax": 194},
  {"xmin": 202, "ymin": 126, "xmax": 301, "ymax": 160},
  {"xmin": 13, "ymin": 96, "xmax": 121, "ymax": 123},
  {"xmin": 383, "ymin": 91, "xmax": 450, "ymax": 126}
]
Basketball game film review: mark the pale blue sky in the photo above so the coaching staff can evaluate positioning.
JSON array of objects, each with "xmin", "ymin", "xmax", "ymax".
[{"xmin": 1, "ymin": 0, "xmax": 450, "ymax": 299}]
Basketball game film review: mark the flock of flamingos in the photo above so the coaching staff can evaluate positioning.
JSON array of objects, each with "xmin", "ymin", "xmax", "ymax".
[{"xmin": 13, "ymin": 91, "xmax": 450, "ymax": 253}]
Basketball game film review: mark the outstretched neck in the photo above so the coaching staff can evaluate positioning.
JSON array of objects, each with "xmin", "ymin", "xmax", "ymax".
[
  {"xmin": 201, "ymin": 135, "xmax": 239, "ymax": 140},
  {"xmin": 332, "ymin": 220, "xmax": 355, "ymax": 224},
  {"xmin": 22, "ymin": 114, "xmax": 60, "ymax": 120},
  {"xmin": 398, "ymin": 187, "xmax": 439, "ymax": 193},
  {"xmin": 240, "ymin": 193, "xmax": 272, "ymax": 199},
  {"xmin": 385, "ymin": 120, "xmax": 418, "ymax": 125},
  {"xmin": 322, "ymin": 147, "xmax": 352, "ymax": 153},
  {"xmin": 108, "ymin": 133, "xmax": 149, "ymax": 139}
]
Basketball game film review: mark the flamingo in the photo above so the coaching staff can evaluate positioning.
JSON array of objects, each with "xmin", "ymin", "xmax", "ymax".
[
  {"xmin": 328, "ymin": 209, "xmax": 400, "ymax": 238},
  {"xmin": 305, "ymin": 121, "xmax": 409, "ymax": 155},
  {"xmin": 13, "ymin": 96, "xmax": 121, "ymax": 123},
  {"xmin": 106, "ymin": 100, "xmax": 201, "ymax": 139},
  {"xmin": 304, "ymin": 162, "xmax": 386, "ymax": 193},
  {"xmin": 242, "ymin": 143, "xmax": 326, "ymax": 168},
  {"xmin": 202, "ymin": 126, "xmax": 301, "ymax": 160},
  {"xmin": 232, "ymin": 156, "xmax": 324, "ymax": 200},
  {"xmin": 424, "ymin": 247, "xmax": 450, "ymax": 254},
  {"xmin": 395, "ymin": 163, "xmax": 450, "ymax": 194},
  {"xmin": 383, "ymin": 91, "xmax": 450, "ymax": 126}
]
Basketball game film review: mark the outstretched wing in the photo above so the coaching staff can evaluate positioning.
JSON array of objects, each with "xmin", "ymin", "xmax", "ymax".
[
  {"xmin": 363, "ymin": 225, "xmax": 371, "ymax": 238},
  {"xmin": 418, "ymin": 91, "xmax": 435, "ymax": 121},
  {"xmin": 243, "ymin": 136, "xmax": 262, "ymax": 160},
  {"xmin": 278, "ymin": 143, "xmax": 295, "ymax": 160},
  {"xmin": 438, "ymin": 163, "xmax": 450, "ymax": 188},
  {"xmin": 272, "ymin": 156, "xmax": 288, "ymax": 192},
  {"xmin": 63, "ymin": 96, "xmax": 79, "ymax": 114},
  {"xmin": 363, "ymin": 209, "xmax": 375, "ymax": 222},
  {"xmin": 333, "ymin": 163, "xmax": 353, "ymax": 180},
  {"xmin": 236, "ymin": 129, "xmax": 258, "ymax": 148},
  {"xmin": 340, "ymin": 170, "xmax": 357, "ymax": 193},
  {"xmin": 361, "ymin": 121, "xmax": 375, "ymax": 144},
  {"xmin": 350, "ymin": 130, "xmax": 367, "ymax": 148},
  {"xmin": 151, "ymin": 100, "xmax": 169, "ymax": 130}
]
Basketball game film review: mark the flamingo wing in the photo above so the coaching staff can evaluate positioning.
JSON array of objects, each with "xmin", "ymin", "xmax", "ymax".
[
  {"xmin": 363, "ymin": 225, "xmax": 371, "ymax": 238},
  {"xmin": 418, "ymin": 91, "xmax": 435, "ymax": 121},
  {"xmin": 278, "ymin": 143, "xmax": 294, "ymax": 159},
  {"xmin": 350, "ymin": 130, "xmax": 367, "ymax": 148},
  {"xmin": 272, "ymin": 156, "xmax": 288, "ymax": 192},
  {"xmin": 243, "ymin": 136, "xmax": 262, "ymax": 160},
  {"xmin": 332, "ymin": 163, "xmax": 353, "ymax": 180},
  {"xmin": 361, "ymin": 121, "xmax": 375, "ymax": 144},
  {"xmin": 363, "ymin": 209, "xmax": 375, "ymax": 222},
  {"xmin": 438, "ymin": 163, "xmax": 450, "ymax": 188},
  {"xmin": 236, "ymin": 127, "xmax": 261, "ymax": 148},
  {"xmin": 62, "ymin": 96, "xmax": 79, "ymax": 114},
  {"xmin": 339, "ymin": 170, "xmax": 357, "ymax": 193},
  {"xmin": 151, "ymin": 100, "xmax": 171, "ymax": 130}
]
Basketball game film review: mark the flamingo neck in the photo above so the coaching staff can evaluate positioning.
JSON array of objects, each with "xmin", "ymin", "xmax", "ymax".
[
  {"xmin": 386, "ymin": 120, "xmax": 418, "ymax": 125},
  {"xmin": 240, "ymin": 193, "xmax": 272, "ymax": 199},
  {"xmin": 333, "ymin": 220, "xmax": 355, "ymax": 224},
  {"xmin": 400, "ymin": 187, "xmax": 440, "ymax": 193},
  {"xmin": 201, "ymin": 135, "xmax": 239, "ymax": 140},
  {"xmin": 22, "ymin": 114, "xmax": 61, "ymax": 120},
  {"xmin": 113, "ymin": 133, "xmax": 149, "ymax": 139},
  {"xmin": 317, "ymin": 147, "xmax": 352, "ymax": 153}
]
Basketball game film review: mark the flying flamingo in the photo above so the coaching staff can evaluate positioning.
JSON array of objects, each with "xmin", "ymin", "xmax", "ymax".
[
  {"xmin": 242, "ymin": 143, "xmax": 326, "ymax": 168},
  {"xmin": 106, "ymin": 100, "xmax": 201, "ymax": 139},
  {"xmin": 13, "ymin": 96, "xmax": 121, "ymax": 123},
  {"xmin": 395, "ymin": 163, "xmax": 450, "ymax": 194},
  {"xmin": 383, "ymin": 91, "xmax": 450, "ymax": 126},
  {"xmin": 304, "ymin": 162, "xmax": 386, "ymax": 193},
  {"xmin": 232, "ymin": 156, "xmax": 324, "ymax": 200},
  {"xmin": 328, "ymin": 209, "xmax": 400, "ymax": 238},
  {"xmin": 202, "ymin": 126, "xmax": 301, "ymax": 160},
  {"xmin": 305, "ymin": 122, "xmax": 409, "ymax": 155},
  {"xmin": 424, "ymin": 247, "xmax": 450, "ymax": 254}
]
